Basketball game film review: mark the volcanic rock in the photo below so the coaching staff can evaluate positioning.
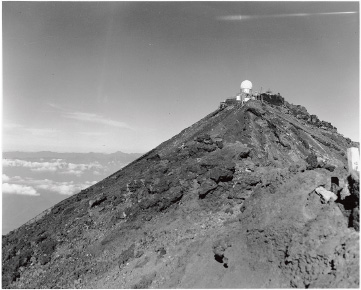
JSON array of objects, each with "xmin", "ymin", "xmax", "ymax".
[
  {"xmin": 237, "ymin": 147, "xmax": 251, "ymax": 159},
  {"xmin": 89, "ymin": 195, "xmax": 107, "ymax": 208},
  {"xmin": 261, "ymin": 93, "xmax": 284, "ymax": 106},
  {"xmin": 315, "ymin": 186, "xmax": 338, "ymax": 203},
  {"xmin": 198, "ymin": 179, "xmax": 218, "ymax": 199}
]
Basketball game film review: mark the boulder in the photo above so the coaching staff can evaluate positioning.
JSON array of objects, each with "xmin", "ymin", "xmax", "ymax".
[
  {"xmin": 147, "ymin": 154, "xmax": 161, "ymax": 161},
  {"xmin": 147, "ymin": 178, "xmax": 172, "ymax": 194},
  {"xmin": 228, "ymin": 185, "xmax": 253, "ymax": 201},
  {"xmin": 212, "ymin": 239, "xmax": 231, "ymax": 267},
  {"xmin": 238, "ymin": 173, "xmax": 262, "ymax": 190},
  {"xmin": 348, "ymin": 171, "xmax": 360, "ymax": 200},
  {"xmin": 306, "ymin": 153, "xmax": 318, "ymax": 170},
  {"xmin": 323, "ymin": 164, "xmax": 336, "ymax": 172},
  {"xmin": 350, "ymin": 207, "xmax": 359, "ymax": 232},
  {"xmin": 198, "ymin": 179, "xmax": 218, "ymax": 199},
  {"xmin": 200, "ymin": 159, "xmax": 219, "ymax": 170},
  {"xmin": 196, "ymin": 143, "xmax": 218, "ymax": 152},
  {"xmin": 277, "ymin": 133, "xmax": 291, "ymax": 149},
  {"xmin": 309, "ymin": 114, "xmax": 320, "ymax": 124},
  {"xmin": 210, "ymin": 167, "xmax": 234, "ymax": 183},
  {"xmin": 240, "ymin": 160, "xmax": 255, "ymax": 172},
  {"xmin": 214, "ymin": 138, "xmax": 224, "ymax": 149},
  {"xmin": 139, "ymin": 197, "xmax": 159, "ymax": 210},
  {"xmin": 347, "ymin": 172, "xmax": 359, "ymax": 231},
  {"xmin": 315, "ymin": 187, "xmax": 337, "ymax": 203},
  {"xmin": 261, "ymin": 93, "xmax": 285, "ymax": 106},
  {"xmin": 195, "ymin": 134, "xmax": 212, "ymax": 144},
  {"xmin": 89, "ymin": 195, "xmax": 107, "ymax": 208},
  {"xmin": 156, "ymin": 247, "xmax": 167, "ymax": 258},
  {"xmin": 238, "ymin": 147, "xmax": 251, "ymax": 159},
  {"xmin": 128, "ymin": 180, "xmax": 143, "ymax": 193},
  {"xmin": 320, "ymin": 121, "xmax": 335, "ymax": 130},
  {"xmin": 168, "ymin": 186, "xmax": 183, "ymax": 202},
  {"xmin": 290, "ymin": 104, "xmax": 309, "ymax": 117},
  {"xmin": 118, "ymin": 244, "xmax": 135, "ymax": 267}
]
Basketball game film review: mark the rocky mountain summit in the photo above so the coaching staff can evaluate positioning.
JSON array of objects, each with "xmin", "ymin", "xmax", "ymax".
[{"xmin": 2, "ymin": 97, "xmax": 359, "ymax": 288}]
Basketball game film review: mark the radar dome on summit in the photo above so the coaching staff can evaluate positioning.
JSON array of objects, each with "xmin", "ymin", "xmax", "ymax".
[{"xmin": 240, "ymin": 80, "xmax": 252, "ymax": 93}]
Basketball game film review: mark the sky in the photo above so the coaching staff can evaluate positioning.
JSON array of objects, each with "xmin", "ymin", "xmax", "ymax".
[{"xmin": 2, "ymin": 1, "xmax": 359, "ymax": 154}]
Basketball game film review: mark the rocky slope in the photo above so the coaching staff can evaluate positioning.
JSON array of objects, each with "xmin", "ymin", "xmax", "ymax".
[{"xmin": 2, "ymin": 98, "xmax": 359, "ymax": 288}]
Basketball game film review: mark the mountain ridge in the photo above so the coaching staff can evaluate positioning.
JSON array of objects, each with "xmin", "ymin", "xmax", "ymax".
[{"xmin": 2, "ymin": 97, "xmax": 359, "ymax": 288}]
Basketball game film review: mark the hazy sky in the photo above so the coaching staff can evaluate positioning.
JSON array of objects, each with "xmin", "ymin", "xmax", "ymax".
[{"xmin": 3, "ymin": 1, "xmax": 359, "ymax": 153}]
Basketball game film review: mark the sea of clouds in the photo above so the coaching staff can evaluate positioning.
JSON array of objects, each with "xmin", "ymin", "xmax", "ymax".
[
  {"xmin": 2, "ymin": 157, "xmax": 126, "ymax": 196},
  {"xmin": 2, "ymin": 174, "xmax": 97, "ymax": 196},
  {"xmin": 3, "ymin": 158, "xmax": 103, "ymax": 175}
]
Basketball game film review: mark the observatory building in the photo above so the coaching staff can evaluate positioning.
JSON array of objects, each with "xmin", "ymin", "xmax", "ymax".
[
  {"xmin": 221, "ymin": 79, "xmax": 263, "ymax": 108},
  {"xmin": 220, "ymin": 80, "xmax": 284, "ymax": 109},
  {"xmin": 236, "ymin": 80, "xmax": 255, "ymax": 102},
  {"xmin": 240, "ymin": 80, "xmax": 253, "ymax": 94}
]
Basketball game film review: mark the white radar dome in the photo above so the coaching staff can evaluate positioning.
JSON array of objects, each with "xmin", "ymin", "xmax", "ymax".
[{"xmin": 240, "ymin": 80, "xmax": 253, "ymax": 90}]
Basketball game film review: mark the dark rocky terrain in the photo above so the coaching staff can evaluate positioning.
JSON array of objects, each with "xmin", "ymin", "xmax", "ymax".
[{"xmin": 2, "ymin": 97, "xmax": 359, "ymax": 288}]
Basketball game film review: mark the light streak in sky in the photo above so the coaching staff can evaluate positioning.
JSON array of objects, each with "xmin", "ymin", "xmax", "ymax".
[{"xmin": 218, "ymin": 11, "xmax": 358, "ymax": 21}]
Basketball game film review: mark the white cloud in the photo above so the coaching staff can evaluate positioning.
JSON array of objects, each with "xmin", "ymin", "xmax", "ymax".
[
  {"xmin": 64, "ymin": 111, "xmax": 132, "ymax": 130},
  {"xmin": 8, "ymin": 176, "xmax": 25, "ymax": 182},
  {"xmin": 3, "ymin": 159, "xmax": 28, "ymax": 167},
  {"xmin": 37, "ymin": 180, "xmax": 97, "ymax": 195},
  {"xmin": 20, "ymin": 178, "xmax": 49, "ymax": 185},
  {"xmin": 31, "ymin": 164, "xmax": 59, "ymax": 172},
  {"xmin": 60, "ymin": 169, "xmax": 84, "ymax": 176},
  {"xmin": 2, "ymin": 183, "xmax": 39, "ymax": 196},
  {"xmin": 2, "ymin": 174, "xmax": 10, "ymax": 182},
  {"xmin": 2, "ymin": 176, "xmax": 97, "ymax": 196},
  {"xmin": 3, "ymin": 159, "xmax": 61, "ymax": 172},
  {"xmin": 60, "ymin": 162, "xmax": 103, "ymax": 176},
  {"xmin": 68, "ymin": 163, "xmax": 86, "ymax": 170},
  {"xmin": 68, "ymin": 162, "xmax": 102, "ymax": 171},
  {"xmin": 3, "ymin": 159, "xmax": 104, "ymax": 175}
]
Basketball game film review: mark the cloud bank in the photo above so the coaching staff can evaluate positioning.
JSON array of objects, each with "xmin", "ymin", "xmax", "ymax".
[
  {"xmin": 3, "ymin": 159, "xmax": 104, "ymax": 175},
  {"xmin": 36, "ymin": 180, "xmax": 97, "ymax": 195},
  {"xmin": 2, "ymin": 174, "xmax": 10, "ymax": 182},
  {"xmin": 2, "ymin": 175, "xmax": 97, "ymax": 196},
  {"xmin": 2, "ymin": 183, "xmax": 39, "ymax": 196}
]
